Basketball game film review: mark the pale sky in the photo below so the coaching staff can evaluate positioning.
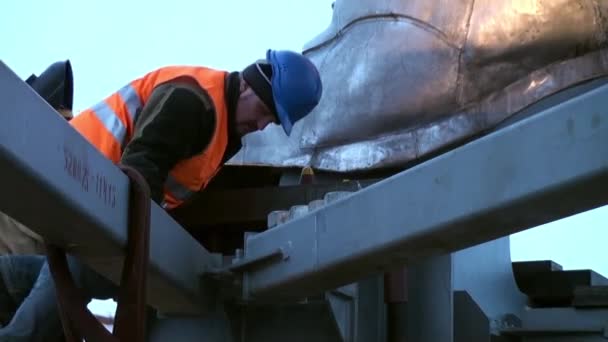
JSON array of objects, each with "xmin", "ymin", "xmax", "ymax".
[{"xmin": 2, "ymin": 0, "xmax": 606, "ymax": 315}]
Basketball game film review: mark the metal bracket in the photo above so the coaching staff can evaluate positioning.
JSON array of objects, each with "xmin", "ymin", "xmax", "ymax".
[
  {"xmin": 229, "ymin": 248, "xmax": 287, "ymax": 273},
  {"xmin": 203, "ymin": 247, "xmax": 288, "ymax": 287}
]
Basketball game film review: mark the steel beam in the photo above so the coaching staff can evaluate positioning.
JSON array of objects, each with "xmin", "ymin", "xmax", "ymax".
[
  {"xmin": 242, "ymin": 80, "xmax": 608, "ymax": 299},
  {"xmin": 0, "ymin": 61, "xmax": 218, "ymax": 314},
  {"xmin": 172, "ymin": 180, "xmax": 378, "ymax": 227},
  {"xmin": 502, "ymin": 307, "xmax": 608, "ymax": 335}
]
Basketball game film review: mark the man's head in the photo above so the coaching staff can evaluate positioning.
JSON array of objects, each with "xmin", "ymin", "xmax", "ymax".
[{"xmin": 234, "ymin": 50, "xmax": 322, "ymax": 137}]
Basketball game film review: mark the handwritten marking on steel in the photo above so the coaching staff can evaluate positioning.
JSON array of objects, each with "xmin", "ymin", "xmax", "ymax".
[{"xmin": 63, "ymin": 146, "xmax": 116, "ymax": 208}]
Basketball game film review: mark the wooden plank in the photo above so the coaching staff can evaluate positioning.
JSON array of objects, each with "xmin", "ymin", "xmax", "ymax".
[
  {"xmin": 515, "ymin": 269, "xmax": 608, "ymax": 307},
  {"xmin": 573, "ymin": 286, "xmax": 608, "ymax": 308}
]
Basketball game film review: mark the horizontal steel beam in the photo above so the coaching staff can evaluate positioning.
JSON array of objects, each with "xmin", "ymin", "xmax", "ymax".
[
  {"xmin": 242, "ymin": 81, "xmax": 608, "ymax": 300},
  {"xmin": 172, "ymin": 180, "xmax": 379, "ymax": 227},
  {"xmin": 502, "ymin": 307, "xmax": 608, "ymax": 335},
  {"xmin": 0, "ymin": 61, "xmax": 218, "ymax": 314}
]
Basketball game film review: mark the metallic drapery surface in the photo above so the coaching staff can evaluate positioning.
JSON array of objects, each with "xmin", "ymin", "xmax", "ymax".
[{"xmin": 229, "ymin": 0, "xmax": 608, "ymax": 171}]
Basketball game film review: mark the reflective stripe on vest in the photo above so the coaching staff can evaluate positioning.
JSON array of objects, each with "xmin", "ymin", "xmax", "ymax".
[
  {"xmin": 152, "ymin": 68, "xmax": 229, "ymax": 210},
  {"xmin": 89, "ymin": 84, "xmax": 143, "ymax": 146},
  {"xmin": 161, "ymin": 174, "xmax": 193, "ymax": 208}
]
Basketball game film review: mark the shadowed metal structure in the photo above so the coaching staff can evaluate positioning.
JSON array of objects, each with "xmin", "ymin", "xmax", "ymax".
[
  {"xmin": 239, "ymin": 77, "xmax": 608, "ymax": 299},
  {"xmin": 2, "ymin": 58, "xmax": 608, "ymax": 341},
  {"xmin": 2, "ymin": 1, "xmax": 608, "ymax": 338}
]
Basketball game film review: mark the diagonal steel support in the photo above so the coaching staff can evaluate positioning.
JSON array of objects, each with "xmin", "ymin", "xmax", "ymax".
[
  {"xmin": 242, "ymin": 80, "xmax": 608, "ymax": 300},
  {"xmin": 0, "ymin": 61, "xmax": 218, "ymax": 314}
]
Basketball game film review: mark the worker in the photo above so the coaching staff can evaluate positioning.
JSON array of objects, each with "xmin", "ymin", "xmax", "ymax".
[
  {"xmin": 72, "ymin": 49, "xmax": 321, "ymax": 207},
  {"xmin": 0, "ymin": 49, "xmax": 322, "ymax": 341}
]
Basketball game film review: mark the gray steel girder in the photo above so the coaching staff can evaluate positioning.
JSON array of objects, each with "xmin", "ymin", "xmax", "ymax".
[
  {"xmin": 0, "ymin": 61, "xmax": 219, "ymax": 314},
  {"xmin": 241, "ymin": 79, "xmax": 608, "ymax": 300}
]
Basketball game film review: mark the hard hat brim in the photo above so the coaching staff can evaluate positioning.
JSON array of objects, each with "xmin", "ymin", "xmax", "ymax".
[
  {"xmin": 267, "ymin": 49, "xmax": 293, "ymax": 136},
  {"xmin": 275, "ymin": 100, "xmax": 293, "ymax": 136}
]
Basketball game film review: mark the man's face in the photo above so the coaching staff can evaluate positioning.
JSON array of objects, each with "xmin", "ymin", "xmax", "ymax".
[{"xmin": 234, "ymin": 82, "xmax": 277, "ymax": 137}]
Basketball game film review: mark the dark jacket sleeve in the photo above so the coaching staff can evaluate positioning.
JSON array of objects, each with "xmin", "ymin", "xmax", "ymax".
[{"xmin": 120, "ymin": 80, "xmax": 216, "ymax": 204}]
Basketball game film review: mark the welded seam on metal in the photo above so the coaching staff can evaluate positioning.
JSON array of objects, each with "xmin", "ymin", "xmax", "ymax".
[
  {"xmin": 455, "ymin": 0, "xmax": 476, "ymax": 105},
  {"xmin": 303, "ymin": 13, "xmax": 458, "ymax": 55}
]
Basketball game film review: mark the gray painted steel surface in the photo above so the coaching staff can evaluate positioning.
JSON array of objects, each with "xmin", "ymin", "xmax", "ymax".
[
  {"xmin": 0, "ymin": 61, "xmax": 218, "ymax": 314},
  {"xmin": 242, "ymin": 80, "xmax": 608, "ymax": 299}
]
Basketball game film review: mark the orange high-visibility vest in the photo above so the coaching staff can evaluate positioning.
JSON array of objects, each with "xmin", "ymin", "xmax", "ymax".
[{"xmin": 70, "ymin": 66, "xmax": 229, "ymax": 209}]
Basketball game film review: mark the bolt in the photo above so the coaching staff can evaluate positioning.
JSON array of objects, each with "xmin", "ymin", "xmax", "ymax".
[
  {"xmin": 308, "ymin": 199, "xmax": 325, "ymax": 211},
  {"xmin": 289, "ymin": 205, "xmax": 309, "ymax": 220},
  {"xmin": 267, "ymin": 210, "xmax": 290, "ymax": 228},
  {"xmin": 324, "ymin": 191, "xmax": 352, "ymax": 204}
]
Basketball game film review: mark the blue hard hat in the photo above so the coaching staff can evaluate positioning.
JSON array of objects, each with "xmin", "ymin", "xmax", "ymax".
[{"xmin": 266, "ymin": 49, "xmax": 322, "ymax": 136}]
